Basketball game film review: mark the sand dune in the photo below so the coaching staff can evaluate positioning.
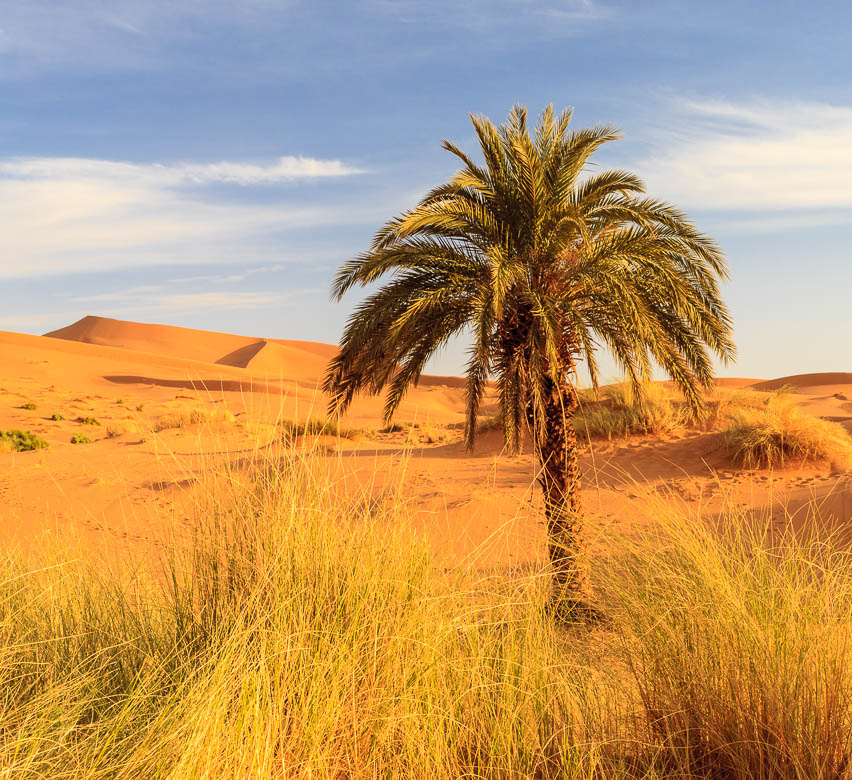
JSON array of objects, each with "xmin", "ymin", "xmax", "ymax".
[
  {"xmin": 46, "ymin": 315, "xmax": 339, "ymax": 379},
  {"xmin": 2, "ymin": 316, "xmax": 849, "ymax": 562},
  {"xmin": 751, "ymin": 373, "xmax": 852, "ymax": 392}
]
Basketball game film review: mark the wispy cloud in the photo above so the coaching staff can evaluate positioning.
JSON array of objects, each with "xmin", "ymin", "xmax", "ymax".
[
  {"xmin": 371, "ymin": 0, "xmax": 607, "ymax": 29},
  {"xmin": 0, "ymin": 155, "xmax": 365, "ymax": 278},
  {"xmin": 0, "ymin": 156, "xmax": 364, "ymax": 186},
  {"xmin": 639, "ymin": 99, "xmax": 852, "ymax": 212}
]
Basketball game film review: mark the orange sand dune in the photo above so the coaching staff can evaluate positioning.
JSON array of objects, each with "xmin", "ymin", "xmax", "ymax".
[
  {"xmin": 2, "ymin": 317, "xmax": 850, "ymax": 565},
  {"xmin": 46, "ymin": 315, "xmax": 339, "ymax": 373},
  {"xmin": 751, "ymin": 373, "xmax": 852, "ymax": 392}
]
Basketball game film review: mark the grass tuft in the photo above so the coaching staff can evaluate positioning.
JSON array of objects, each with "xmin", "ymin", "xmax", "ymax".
[
  {"xmin": 154, "ymin": 407, "xmax": 235, "ymax": 432},
  {"xmin": 722, "ymin": 392, "xmax": 852, "ymax": 467},
  {"xmin": 21, "ymin": 402, "xmax": 38, "ymax": 410},
  {"xmin": 0, "ymin": 429, "xmax": 48, "ymax": 452},
  {"xmin": 70, "ymin": 433, "xmax": 93, "ymax": 444},
  {"xmin": 50, "ymin": 413, "xmax": 65, "ymax": 421},
  {"xmin": 279, "ymin": 417, "xmax": 363, "ymax": 441},
  {"xmin": 574, "ymin": 382, "xmax": 688, "ymax": 440}
]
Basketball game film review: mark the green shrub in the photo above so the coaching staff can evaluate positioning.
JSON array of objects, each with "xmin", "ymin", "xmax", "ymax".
[
  {"xmin": 76, "ymin": 416, "xmax": 101, "ymax": 426},
  {"xmin": 50, "ymin": 413, "xmax": 65, "ymax": 421},
  {"xmin": 0, "ymin": 429, "xmax": 48, "ymax": 452},
  {"xmin": 21, "ymin": 402, "xmax": 37, "ymax": 410},
  {"xmin": 70, "ymin": 434, "xmax": 93, "ymax": 444}
]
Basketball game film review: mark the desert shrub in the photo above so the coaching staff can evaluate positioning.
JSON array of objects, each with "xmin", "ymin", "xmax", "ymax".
[
  {"xmin": 379, "ymin": 420, "xmax": 454, "ymax": 444},
  {"xmin": 70, "ymin": 434, "xmax": 93, "ymax": 444},
  {"xmin": 75, "ymin": 416, "xmax": 100, "ymax": 426},
  {"xmin": 106, "ymin": 421, "xmax": 138, "ymax": 438},
  {"xmin": 475, "ymin": 413, "xmax": 503, "ymax": 433},
  {"xmin": 722, "ymin": 392, "xmax": 852, "ymax": 467},
  {"xmin": 279, "ymin": 418, "xmax": 362, "ymax": 441},
  {"xmin": 0, "ymin": 429, "xmax": 48, "ymax": 452},
  {"xmin": 21, "ymin": 402, "xmax": 37, "ymax": 410},
  {"xmin": 50, "ymin": 413, "xmax": 65, "ymax": 421},
  {"xmin": 574, "ymin": 381, "xmax": 687, "ymax": 439},
  {"xmin": 602, "ymin": 510, "xmax": 852, "ymax": 779},
  {"xmin": 154, "ymin": 407, "xmax": 235, "ymax": 432},
  {"xmin": 136, "ymin": 403, "xmax": 145, "ymax": 412}
]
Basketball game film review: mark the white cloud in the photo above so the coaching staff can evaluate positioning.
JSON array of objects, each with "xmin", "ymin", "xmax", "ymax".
[
  {"xmin": 0, "ymin": 155, "xmax": 364, "ymax": 278},
  {"xmin": 639, "ymin": 99, "xmax": 852, "ymax": 211},
  {"xmin": 0, "ymin": 155, "xmax": 364, "ymax": 186},
  {"xmin": 67, "ymin": 286, "xmax": 296, "ymax": 312}
]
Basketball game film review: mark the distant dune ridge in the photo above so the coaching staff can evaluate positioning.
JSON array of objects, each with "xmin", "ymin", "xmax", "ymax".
[
  {"xmin": 41, "ymin": 315, "xmax": 851, "ymax": 396},
  {"xmin": 45, "ymin": 315, "xmax": 338, "ymax": 381}
]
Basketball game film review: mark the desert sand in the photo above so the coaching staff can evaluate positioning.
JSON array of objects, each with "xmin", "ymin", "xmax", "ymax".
[{"xmin": 2, "ymin": 315, "xmax": 850, "ymax": 565}]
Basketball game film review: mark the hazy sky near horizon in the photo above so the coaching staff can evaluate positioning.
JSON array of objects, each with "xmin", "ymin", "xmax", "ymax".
[{"xmin": 1, "ymin": 0, "xmax": 850, "ymax": 379}]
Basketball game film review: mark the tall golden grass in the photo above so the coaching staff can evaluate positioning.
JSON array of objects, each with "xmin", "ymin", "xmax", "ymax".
[
  {"xmin": 0, "ymin": 444, "xmax": 849, "ymax": 777},
  {"xmin": 721, "ymin": 391, "xmax": 852, "ymax": 468}
]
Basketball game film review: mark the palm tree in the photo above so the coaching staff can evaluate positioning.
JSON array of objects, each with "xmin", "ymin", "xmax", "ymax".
[{"xmin": 324, "ymin": 105, "xmax": 735, "ymax": 611}]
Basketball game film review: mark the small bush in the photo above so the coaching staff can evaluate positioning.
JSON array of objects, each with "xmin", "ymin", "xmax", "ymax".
[
  {"xmin": 380, "ymin": 420, "xmax": 454, "ymax": 444},
  {"xmin": 115, "ymin": 398, "xmax": 125, "ymax": 405},
  {"xmin": 475, "ymin": 413, "xmax": 503, "ymax": 433},
  {"xmin": 76, "ymin": 416, "xmax": 101, "ymax": 426},
  {"xmin": 574, "ymin": 381, "xmax": 687, "ymax": 439},
  {"xmin": 70, "ymin": 434, "xmax": 93, "ymax": 444},
  {"xmin": 154, "ymin": 407, "xmax": 235, "ymax": 432},
  {"xmin": 0, "ymin": 429, "xmax": 48, "ymax": 452},
  {"xmin": 723, "ymin": 393, "xmax": 852, "ymax": 467},
  {"xmin": 106, "ymin": 422, "xmax": 138, "ymax": 439},
  {"xmin": 50, "ymin": 413, "xmax": 65, "ymax": 421},
  {"xmin": 279, "ymin": 418, "xmax": 362, "ymax": 441},
  {"xmin": 136, "ymin": 403, "xmax": 145, "ymax": 412},
  {"xmin": 21, "ymin": 402, "xmax": 37, "ymax": 410}
]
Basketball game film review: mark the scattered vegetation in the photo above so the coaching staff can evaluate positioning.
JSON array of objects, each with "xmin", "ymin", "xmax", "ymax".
[
  {"xmin": 0, "ymin": 452, "xmax": 847, "ymax": 777},
  {"xmin": 106, "ymin": 421, "xmax": 138, "ymax": 439},
  {"xmin": 279, "ymin": 417, "xmax": 363, "ymax": 441},
  {"xmin": 154, "ymin": 407, "xmax": 235, "ymax": 432},
  {"xmin": 115, "ymin": 398, "xmax": 125, "ymax": 405},
  {"xmin": 70, "ymin": 434, "xmax": 93, "ymax": 444},
  {"xmin": 20, "ymin": 402, "xmax": 37, "ymax": 410},
  {"xmin": 722, "ymin": 391, "xmax": 852, "ymax": 467},
  {"xmin": 50, "ymin": 413, "xmax": 65, "ymax": 421},
  {"xmin": 573, "ymin": 382, "xmax": 689, "ymax": 440},
  {"xmin": 135, "ymin": 403, "xmax": 145, "ymax": 412},
  {"xmin": 0, "ymin": 429, "xmax": 48, "ymax": 452},
  {"xmin": 75, "ymin": 416, "xmax": 101, "ymax": 426},
  {"xmin": 381, "ymin": 420, "xmax": 454, "ymax": 444}
]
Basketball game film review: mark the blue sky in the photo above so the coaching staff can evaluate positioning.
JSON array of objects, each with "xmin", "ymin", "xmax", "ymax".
[{"xmin": 1, "ymin": 0, "xmax": 850, "ymax": 378}]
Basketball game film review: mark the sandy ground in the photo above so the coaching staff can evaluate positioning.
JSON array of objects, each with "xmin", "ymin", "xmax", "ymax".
[{"xmin": 2, "ymin": 315, "xmax": 850, "ymax": 567}]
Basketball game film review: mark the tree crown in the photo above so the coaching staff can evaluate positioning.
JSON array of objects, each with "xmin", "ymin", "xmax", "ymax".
[{"xmin": 325, "ymin": 104, "xmax": 735, "ymax": 451}]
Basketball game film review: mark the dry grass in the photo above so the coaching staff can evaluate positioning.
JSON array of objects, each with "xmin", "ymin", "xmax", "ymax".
[
  {"xmin": 0, "ymin": 440, "xmax": 848, "ymax": 777},
  {"xmin": 574, "ymin": 382, "xmax": 689, "ymax": 440},
  {"xmin": 722, "ymin": 391, "xmax": 852, "ymax": 468},
  {"xmin": 154, "ymin": 406, "xmax": 236, "ymax": 432},
  {"xmin": 278, "ymin": 417, "xmax": 363, "ymax": 441}
]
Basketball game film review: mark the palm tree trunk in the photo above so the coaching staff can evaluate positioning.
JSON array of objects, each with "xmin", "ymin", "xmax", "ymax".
[{"xmin": 531, "ymin": 377, "xmax": 591, "ymax": 603}]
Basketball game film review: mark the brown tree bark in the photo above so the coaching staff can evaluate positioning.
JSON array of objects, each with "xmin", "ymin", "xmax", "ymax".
[{"xmin": 529, "ymin": 374, "xmax": 591, "ymax": 605}]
